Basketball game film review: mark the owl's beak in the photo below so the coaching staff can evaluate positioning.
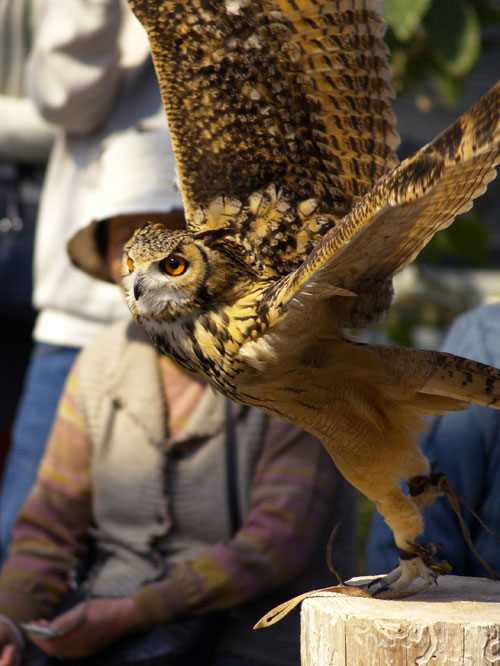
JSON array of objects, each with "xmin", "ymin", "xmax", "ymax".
[{"xmin": 134, "ymin": 277, "xmax": 144, "ymax": 301}]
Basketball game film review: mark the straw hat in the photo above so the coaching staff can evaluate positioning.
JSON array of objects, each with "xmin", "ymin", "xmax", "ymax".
[{"xmin": 68, "ymin": 128, "xmax": 184, "ymax": 283}]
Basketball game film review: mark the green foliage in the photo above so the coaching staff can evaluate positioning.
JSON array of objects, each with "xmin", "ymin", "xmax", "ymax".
[
  {"xmin": 382, "ymin": 0, "xmax": 500, "ymax": 105},
  {"xmin": 426, "ymin": 0, "xmax": 481, "ymax": 78},
  {"xmin": 419, "ymin": 215, "xmax": 491, "ymax": 267},
  {"xmin": 384, "ymin": 315, "xmax": 415, "ymax": 347},
  {"xmin": 357, "ymin": 492, "xmax": 376, "ymax": 575},
  {"xmin": 383, "ymin": 0, "xmax": 433, "ymax": 41}
]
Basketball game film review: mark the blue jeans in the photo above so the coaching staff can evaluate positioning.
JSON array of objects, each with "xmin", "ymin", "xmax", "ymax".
[{"xmin": 0, "ymin": 343, "xmax": 79, "ymax": 561}]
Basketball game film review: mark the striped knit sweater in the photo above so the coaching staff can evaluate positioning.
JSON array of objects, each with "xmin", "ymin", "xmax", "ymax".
[{"xmin": 0, "ymin": 319, "xmax": 357, "ymax": 665}]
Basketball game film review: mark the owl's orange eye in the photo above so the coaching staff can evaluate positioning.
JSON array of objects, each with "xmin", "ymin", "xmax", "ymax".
[
  {"xmin": 126, "ymin": 257, "xmax": 134, "ymax": 273},
  {"xmin": 161, "ymin": 254, "xmax": 188, "ymax": 276}
]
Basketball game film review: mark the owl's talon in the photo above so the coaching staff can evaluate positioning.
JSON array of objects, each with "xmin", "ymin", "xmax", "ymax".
[
  {"xmin": 357, "ymin": 543, "xmax": 451, "ymax": 596},
  {"xmin": 429, "ymin": 559, "xmax": 452, "ymax": 577},
  {"xmin": 366, "ymin": 578, "xmax": 390, "ymax": 595}
]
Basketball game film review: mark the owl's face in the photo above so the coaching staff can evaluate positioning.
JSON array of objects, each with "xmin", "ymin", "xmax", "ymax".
[{"xmin": 122, "ymin": 223, "xmax": 256, "ymax": 322}]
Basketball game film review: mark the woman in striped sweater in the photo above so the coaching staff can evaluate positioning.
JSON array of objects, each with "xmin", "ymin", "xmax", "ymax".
[{"xmin": 0, "ymin": 211, "xmax": 357, "ymax": 666}]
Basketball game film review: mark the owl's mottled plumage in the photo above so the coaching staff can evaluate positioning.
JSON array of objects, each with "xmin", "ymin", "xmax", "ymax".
[{"xmin": 123, "ymin": 0, "xmax": 500, "ymax": 593}]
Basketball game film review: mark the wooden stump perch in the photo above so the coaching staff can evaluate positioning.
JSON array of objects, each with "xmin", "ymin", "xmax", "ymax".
[{"xmin": 301, "ymin": 576, "xmax": 500, "ymax": 665}]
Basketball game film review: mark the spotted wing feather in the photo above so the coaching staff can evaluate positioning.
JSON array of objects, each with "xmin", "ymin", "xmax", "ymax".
[
  {"xmin": 278, "ymin": 0, "xmax": 399, "ymax": 204},
  {"xmin": 267, "ymin": 80, "xmax": 500, "ymax": 320},
  {"xmin": 128, "ymin": 0, "xmax": 398, "ymax": 234}
]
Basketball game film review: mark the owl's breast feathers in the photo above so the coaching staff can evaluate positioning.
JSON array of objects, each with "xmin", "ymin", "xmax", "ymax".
[{"xmin": 142, "ymin": 282, "xmax": 274, "ymax": 399}]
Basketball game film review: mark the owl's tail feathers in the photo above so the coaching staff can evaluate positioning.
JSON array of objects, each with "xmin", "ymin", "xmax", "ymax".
[
  {"xmin": 366, "ymin": 344, "xmax": 500, "ymax": 414},
  {"xmin": 417, "ymin": 350, "xmax": 500, "ymax": 410}
]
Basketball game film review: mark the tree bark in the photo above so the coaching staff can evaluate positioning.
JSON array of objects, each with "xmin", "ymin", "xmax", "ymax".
[{"xmin": 301, "ymin": 576, "xmax": 500, "ymax": 665}]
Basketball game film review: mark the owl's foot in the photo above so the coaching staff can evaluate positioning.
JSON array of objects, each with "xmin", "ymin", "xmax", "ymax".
[{"xmin": 364, "ymin": 543, "xmax": 451, "ymax": 596}]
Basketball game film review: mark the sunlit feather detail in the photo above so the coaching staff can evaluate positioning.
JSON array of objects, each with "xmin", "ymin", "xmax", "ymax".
[{"xmin": 124, "ymin": 0, "xmax": 500, "ymax": 593}]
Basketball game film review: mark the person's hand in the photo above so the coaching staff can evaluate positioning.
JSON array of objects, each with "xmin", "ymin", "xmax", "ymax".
[
  {"xmin": 0, "ymin": 619, "xmax": 21, "ymax": 666},
  {"xmin": 26, "ymin": 597, "xmax": 146, "ymax": 659}
]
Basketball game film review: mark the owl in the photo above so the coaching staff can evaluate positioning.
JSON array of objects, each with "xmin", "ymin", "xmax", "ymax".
[{"xmin": 123, "ymin": 0, "xmax": 500, "ymax": 594}]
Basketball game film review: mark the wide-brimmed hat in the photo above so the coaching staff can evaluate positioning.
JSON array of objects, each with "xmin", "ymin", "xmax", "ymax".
[{"xmin": 68, "ymin": 128, "xmax": 184, "ymax": 283}]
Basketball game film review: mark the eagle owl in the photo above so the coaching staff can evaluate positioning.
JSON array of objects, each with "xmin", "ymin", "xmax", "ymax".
[{"xmin": 123, "ymin": 0, "xmax": 500, "ymax": 593}]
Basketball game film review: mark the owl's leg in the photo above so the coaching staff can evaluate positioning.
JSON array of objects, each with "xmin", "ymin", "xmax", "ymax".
[
  {"xmin": 365, "ymin": 470, "xmax": 450, "ymax": 595},
  {"xmin": 327, "ymin": 418, "xmax": 449, "ymax": 594}
]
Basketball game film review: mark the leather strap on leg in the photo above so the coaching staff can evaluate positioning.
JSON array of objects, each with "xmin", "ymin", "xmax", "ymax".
[{"xmin": 437, "ymin": 474, "xmax": 500, "ymax": 580}]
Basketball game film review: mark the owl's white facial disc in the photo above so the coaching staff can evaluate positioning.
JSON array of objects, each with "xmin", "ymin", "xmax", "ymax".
[{"xmin": 122, "ymin": 240, "xmax": 208, "ymax": 319}]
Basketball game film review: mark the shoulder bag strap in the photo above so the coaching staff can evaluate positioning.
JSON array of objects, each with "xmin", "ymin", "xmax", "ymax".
[{"xmin": 225, "ymin": 399, "xmax": 241, "ymax": 535}]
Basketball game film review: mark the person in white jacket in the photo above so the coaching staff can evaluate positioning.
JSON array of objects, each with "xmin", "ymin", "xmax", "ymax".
[
  {"xmin": 0, "ymin": 0, "xmax": 184, "ymax": 558},
  {"xmin": 0, "ymin": 0, "xmax": 55, "ymax": 473}
]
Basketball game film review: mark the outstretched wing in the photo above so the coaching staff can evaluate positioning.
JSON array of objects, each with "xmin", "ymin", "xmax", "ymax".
[
  {"xmin": 129, "ymin": 0, "xmax": 398, "ymax": 227},
  {"xmin": 267, "ymin": 81, "xmax": 500, "ymax": 321}
]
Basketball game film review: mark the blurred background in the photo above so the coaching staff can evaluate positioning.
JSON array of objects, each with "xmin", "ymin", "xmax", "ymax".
[{"xmin": 374, "ymin": 0, "xmax": 500, "ymax": 351}]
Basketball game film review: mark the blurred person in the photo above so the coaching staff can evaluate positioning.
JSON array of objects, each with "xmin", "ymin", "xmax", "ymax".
[
  {"xmin": 0, "ymin": 0, "xmax": 56, "ymax": 473},
  {"xmin": 0, "ymin": 207, "xmax": 357, "ymax": 666},
  {"xmin": 0, "ymin": 0, "xmax": 173, "ymax": 557},
  {"xmin": 368, "ymin": 304, "xmax": 500, "ymax": 578}
]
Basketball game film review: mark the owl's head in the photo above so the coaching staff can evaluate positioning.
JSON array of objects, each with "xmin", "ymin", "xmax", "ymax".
[{"xmin": 122, "ymin": 222, "xmax": 256, "ymax": 321}]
